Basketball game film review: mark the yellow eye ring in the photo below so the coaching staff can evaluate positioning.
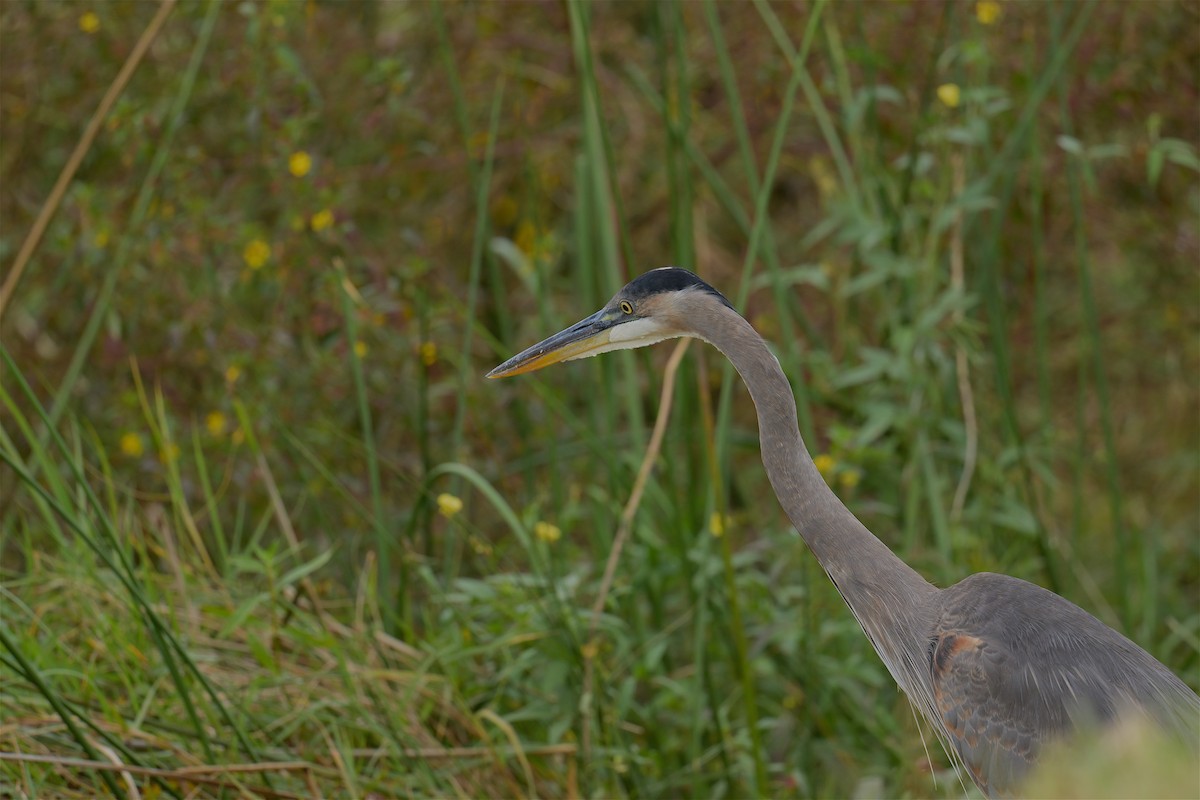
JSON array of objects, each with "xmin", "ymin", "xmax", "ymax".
[{"xmin": 620, "ymin": 301, "xmax": 633, "ymax": 315}]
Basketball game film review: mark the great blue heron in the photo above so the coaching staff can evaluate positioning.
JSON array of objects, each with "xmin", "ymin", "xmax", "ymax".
[{"xmin": 488, "ymin": 267, "xmax": 1200, "ymax": 796}]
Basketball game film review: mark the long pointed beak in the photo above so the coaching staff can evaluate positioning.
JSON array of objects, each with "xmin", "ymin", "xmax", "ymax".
[{"xmin": 487, "ymin": 309, "xmax": 614, "ymax": 379}]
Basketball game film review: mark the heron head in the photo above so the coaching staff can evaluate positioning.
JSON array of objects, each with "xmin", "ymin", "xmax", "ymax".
[{"xmin": 486, "ymin": 267, "xmax": 732, "ymax": 379}]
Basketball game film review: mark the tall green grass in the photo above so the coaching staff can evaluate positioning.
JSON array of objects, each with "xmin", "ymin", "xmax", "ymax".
[{"xmin": 2, "ymin": 2, "xmax": 1198, "ymax": 797}]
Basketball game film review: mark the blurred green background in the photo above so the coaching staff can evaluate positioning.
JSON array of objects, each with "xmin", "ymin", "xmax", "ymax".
[{"xmin": 2, "ymin": 1, "xmax": 1197, "ymax": 797}]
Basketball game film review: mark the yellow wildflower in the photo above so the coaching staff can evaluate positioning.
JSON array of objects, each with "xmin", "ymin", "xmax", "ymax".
[
  {"xmin": 420, "ymin": 341, "xmax": 438, "ymax": 366},
  {"xmin": 839, "ymin": 469, "xmax": 861, "ymax": 491},
  {"xmin": 79, "ymin": 11, "xmax": 100, "ymax": 34},
  {"xmin": 243, "ymin": 239, "xmax": 270, "ymax": 269},
  {"xmin": 437, "ymin": 493, "xmax": 463, "ymax": 518},
  {"xmin": 976, "ymin": 1, "xmax": 1001, "ymax": 25},
  {"xmin": 119, "ymin": 432, "xmax": 144, "ymax": 457},
  {"xmin": 354, "ymin": 340, "xmax": 368, "ymax": 358},
  {"xmin": 205, "ymin": 411, "xmax": 227, "ymax": 437},
  {"xmin": 515, "ymin": 220, "xmax": 538, "ymax": 256},
  {"xmin": 161, "ymin": 442, "xmax": 181, "ymax": 463},
  {"xmin": 813, "ymin": 453, "xmax": 836, "ymax": 479},
  {"xmin": 469, "ymin": 536, "xmax": 493, "ymax": 556},
  {"xmin": 231, "ymin": 428, "xmax": 245, "ymax": 445},
  {"xmin": 310, "ymin": 208, "xmax": 334, "ymax": 231},
  {"xmin": 93, "ymin": 229, "xmax": 109, "ymax": 248},
  {"xmin": 581, "ymin": 640, "xmax": 599, "ymax": 660},
  {"xmin": 288, "ymin": 150, "xmax": 312, "ymax": 177},
  {"xmin": 709, "ymin": 512, "xmax": 729, "ymax": 538},
  {"xmin": 225, "ymin": 365, "xmax": 241, "ymax": 385},
  {"xmin": 937, "ymin": 83, "xmax": 961, "ymax": 109},
  {"xmin": 534, "ymin": 521, "xmax": 562, "ymax": 543}
]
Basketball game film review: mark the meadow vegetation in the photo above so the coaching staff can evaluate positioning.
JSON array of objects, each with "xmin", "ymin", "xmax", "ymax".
[{"xmin": 2, "ymin": 1, "xmax": 1198, "ymax": 797}]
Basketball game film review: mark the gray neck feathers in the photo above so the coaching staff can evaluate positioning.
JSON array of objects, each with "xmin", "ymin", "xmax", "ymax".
[{"xmin": 686, "ymin": 298, "xmax": 938, "ymax": 698}]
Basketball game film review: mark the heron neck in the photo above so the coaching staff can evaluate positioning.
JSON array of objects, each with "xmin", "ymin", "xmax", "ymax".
[{"xmin": 693, "ymin": 308, "xmax": 936, "ymax": 688}]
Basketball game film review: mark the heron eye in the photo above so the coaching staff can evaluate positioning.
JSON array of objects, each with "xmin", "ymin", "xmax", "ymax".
[{"xmin": 620, "ymin": 301, "xmax": 633, "ymax": 315}]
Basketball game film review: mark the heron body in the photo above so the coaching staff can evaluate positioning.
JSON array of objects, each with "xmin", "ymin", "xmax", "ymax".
[{"xmin": 488, "ymin": 267, "xmax": 1200, "ymax": 796}]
